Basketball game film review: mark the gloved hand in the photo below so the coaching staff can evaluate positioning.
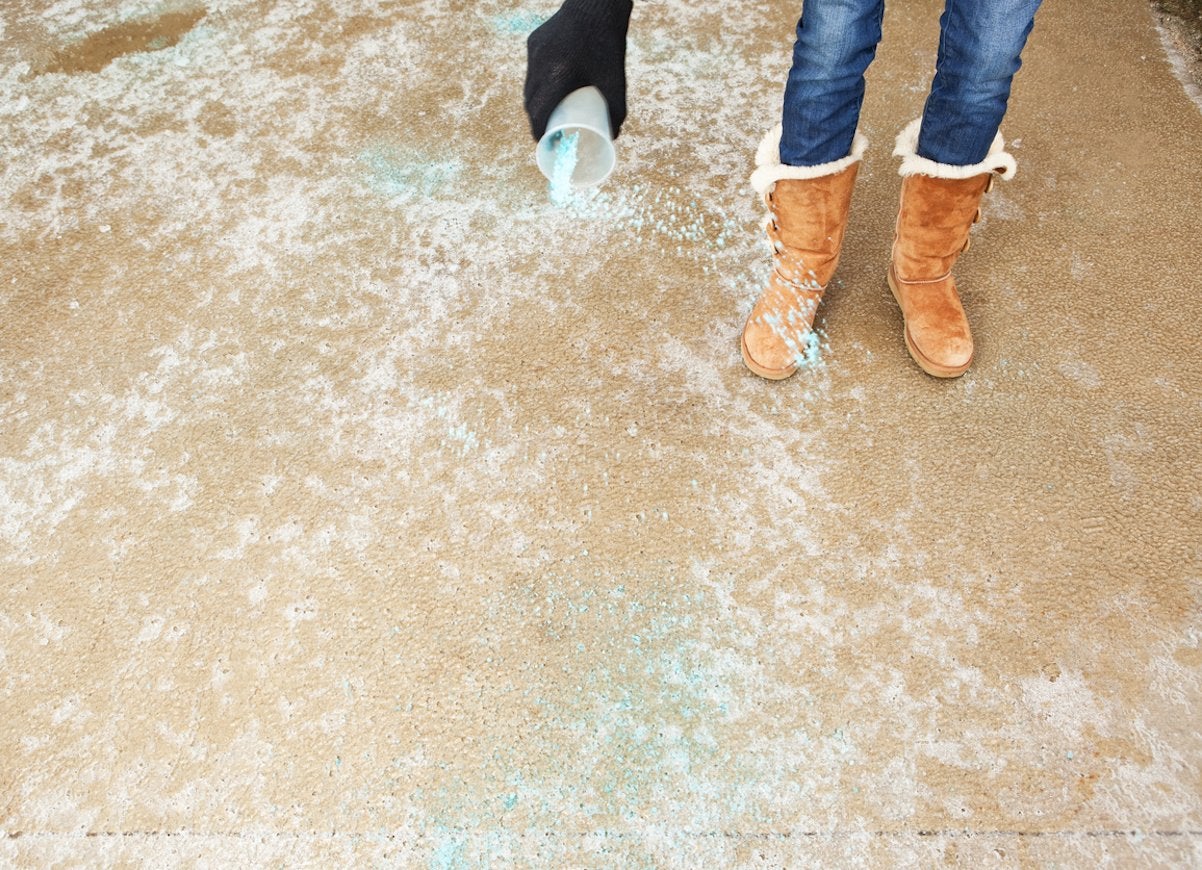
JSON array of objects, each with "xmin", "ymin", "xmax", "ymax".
[{"xmin": 524, "ymin": 0, "xmax": 634, "ymax": 141}]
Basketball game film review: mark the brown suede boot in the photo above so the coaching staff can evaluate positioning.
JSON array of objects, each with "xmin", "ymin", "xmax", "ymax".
[
  {"xmin": 888, "ymin": 118, "xmax": 1017, "ymax": 378},
  {"xmin": 741, "ymin": 126, "xmax": 867, "ymax": 380}
]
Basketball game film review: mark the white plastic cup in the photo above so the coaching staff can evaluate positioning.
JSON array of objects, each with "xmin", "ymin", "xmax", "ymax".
[{"xmin": 535, "ymin": 86, "xmax": 617, "ymax": 189}]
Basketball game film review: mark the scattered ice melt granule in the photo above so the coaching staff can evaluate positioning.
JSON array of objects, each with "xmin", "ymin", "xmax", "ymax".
[
  {"xmin": 489, "ymin": 11, "xmax": 548, "ymax": 36},
  {"xmin": 538, "ymin": 147, "xmax": 835, "ymax": 372},
  {"xmin": 360, "ymin": 145, "xmax": 462, "ymax": 200},
  {"xmin": 548, "ymin": 130, "xmax": 581, "ymax": 207}
]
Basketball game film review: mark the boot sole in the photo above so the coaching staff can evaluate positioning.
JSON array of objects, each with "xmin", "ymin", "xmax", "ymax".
[
  {"xmin": 740, "ymin": 330, "xmax": 798, "ymax": 381},
  {"xmin": 886, "ymin": 269, "xmax": 973, "ymax": 379}
]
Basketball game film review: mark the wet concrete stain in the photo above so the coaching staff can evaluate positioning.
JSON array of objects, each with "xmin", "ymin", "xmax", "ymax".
[{"xmin": 42, "ymin": 7, "xmax": 207, "ymax": 75}]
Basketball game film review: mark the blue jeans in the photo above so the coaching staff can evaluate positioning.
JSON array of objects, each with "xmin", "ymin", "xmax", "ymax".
[{"xmin": 779, "ymin": 0, "xmax": 1043, "ymax": 167}]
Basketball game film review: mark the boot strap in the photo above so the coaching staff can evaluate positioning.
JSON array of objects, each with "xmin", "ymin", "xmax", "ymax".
[{"xmin": 894, "ymin": 270, "xmax": 953, "ymax": 286}]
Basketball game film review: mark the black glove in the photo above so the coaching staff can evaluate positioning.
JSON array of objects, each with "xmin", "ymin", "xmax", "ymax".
[{"xmin": 524, "ymin": 0, "xmax": 633, "ymax": 141}]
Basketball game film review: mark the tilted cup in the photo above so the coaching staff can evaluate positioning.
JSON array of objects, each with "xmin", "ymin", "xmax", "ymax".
[{"xmin": 535, "ymin": 86, "xmax": 616, "ymax": 189}]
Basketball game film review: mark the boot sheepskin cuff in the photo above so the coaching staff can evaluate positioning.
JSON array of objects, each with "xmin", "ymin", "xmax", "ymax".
[
  {"xmin": 893, "ymin": 117, "xmax": 1017, "ymax": 181},
  {"xmin": 750, "ymin": 124, "xmax": 868, "ymax": 198}
]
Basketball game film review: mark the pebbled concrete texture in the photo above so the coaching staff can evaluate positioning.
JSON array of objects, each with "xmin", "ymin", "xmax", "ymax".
[{"xmin": 1, "ymin": 0, "xmax": 1200, "ymax": 866}]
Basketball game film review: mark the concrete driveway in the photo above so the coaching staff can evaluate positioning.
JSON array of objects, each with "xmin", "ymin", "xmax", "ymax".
[{"xmin": 2, "ymin": 0, "xmax": 1200, "ymax": 865}]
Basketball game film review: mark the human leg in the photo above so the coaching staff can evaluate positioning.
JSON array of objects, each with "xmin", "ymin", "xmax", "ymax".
[
  {"xmin": 740, "ymin": 0, "xmax": 883, "ymax": 380},
  {"xmin": 780, "ymin": 0, "xmax": 886, "ymax": 166},
  {"xmin": 917, "ymin": 0, "xmax": 1043, "ymax": 164},
  {"xmin": 884, "ymin": 0, "xmax": 1041, "ymax": 377}
]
